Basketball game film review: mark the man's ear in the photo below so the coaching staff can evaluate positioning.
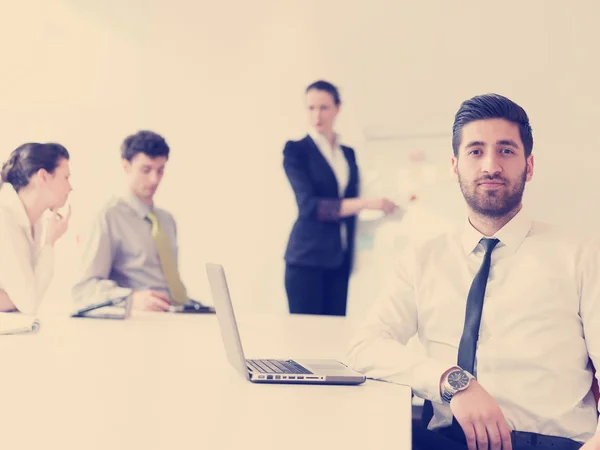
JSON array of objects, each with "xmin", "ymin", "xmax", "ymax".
[
  {"xmin": 525, "ymin": 154, "xmax": 534, "ymax": 182},
  {"xmin": 451, "ymin": 155, "xmax": 459, "ymax": 181}
]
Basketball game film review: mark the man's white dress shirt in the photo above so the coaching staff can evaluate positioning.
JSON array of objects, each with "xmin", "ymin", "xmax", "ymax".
[{"xmin": 346, "ymin": 208, "xmax": 600, "ymax": 443}]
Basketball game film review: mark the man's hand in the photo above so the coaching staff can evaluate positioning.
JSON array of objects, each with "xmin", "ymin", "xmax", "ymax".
[
  {"xmin": 581, "ymin": 432, "xmax": 600, "ymax": 449},
  {"xmin": 130, "ymin": 290, "xmax": 171, "ymax": 312},
  {"xmin": 450, "ymin": 379, "xmax": 512, "ymax": 450}
]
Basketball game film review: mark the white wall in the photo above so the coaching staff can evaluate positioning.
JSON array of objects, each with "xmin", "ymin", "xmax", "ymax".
[{"xmin": 1, "ymin": 1, "xmax": 599, "ymax": 316}]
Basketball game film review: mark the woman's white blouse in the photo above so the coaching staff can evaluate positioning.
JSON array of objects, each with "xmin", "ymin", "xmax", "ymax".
[{"xmin": 0, "ymin": 184, "xmax": 54, "ymax": 314}]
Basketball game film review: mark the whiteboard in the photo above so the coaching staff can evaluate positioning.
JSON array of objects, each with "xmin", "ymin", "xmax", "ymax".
[
  {"xmin": 359, "ymin": 132, "xmax": 464, "ymax": 218},
  {"xmin": 355, "ymin": 132, "xmax": 466, "ymax": 260},
  {"xmin": 349, "ymin": 132, "xmax": 467, "ymax": 317}
]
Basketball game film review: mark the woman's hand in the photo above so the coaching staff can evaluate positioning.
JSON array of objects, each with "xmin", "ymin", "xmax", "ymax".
[
  {"xmin": 365, "ymin": 197, "xmax": 398, "ymax": 215},
  {"xmin": 45, "ymin": 205, "xmax": 72, "ymax": 246}
]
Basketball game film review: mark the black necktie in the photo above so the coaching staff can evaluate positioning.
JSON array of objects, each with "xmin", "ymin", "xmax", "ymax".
[
  {"xmin": 420, "ymin": 237, "xmax": 500, "ymax": 430},
  {"xmin": 457, "ymin": 238, "xmax": 499, "ymax": 374}
]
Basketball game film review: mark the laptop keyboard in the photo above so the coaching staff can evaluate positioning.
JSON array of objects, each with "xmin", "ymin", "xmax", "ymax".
[{"xmin": 247, "ymin": 359, "xmax": 313, "ymax": 375}]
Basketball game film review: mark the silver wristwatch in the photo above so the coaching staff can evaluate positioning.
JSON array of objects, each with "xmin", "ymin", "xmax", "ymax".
[{"xmin": 441, "ymin": 367, "xmax": 474, "ymax": 403}]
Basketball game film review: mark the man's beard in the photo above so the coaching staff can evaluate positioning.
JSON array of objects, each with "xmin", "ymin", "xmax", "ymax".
[{"xmin": 458, "ymin": 169, "xmax": 527, "ymax": 218}]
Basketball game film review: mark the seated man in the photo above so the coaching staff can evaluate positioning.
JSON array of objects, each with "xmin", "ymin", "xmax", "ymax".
[
  {"xmin": 346, "ymin": 94, "xmax": 600, "ymax": 450},
  {"xmin": 72, "ymin": 130, "xmax": 203, "ymax": 313}
]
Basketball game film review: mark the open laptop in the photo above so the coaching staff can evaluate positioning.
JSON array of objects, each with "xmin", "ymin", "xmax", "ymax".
[{"xmin": 206, "ymin": 263, "xmax": 366, "ymax": 385}]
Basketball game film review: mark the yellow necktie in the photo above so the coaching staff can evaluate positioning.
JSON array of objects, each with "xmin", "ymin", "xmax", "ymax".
[{"xmin": 145, "ymin": 211, "xmax": 188, "ymax": 305}]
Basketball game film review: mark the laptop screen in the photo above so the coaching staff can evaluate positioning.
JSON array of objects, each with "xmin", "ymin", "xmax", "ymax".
[{"xmin": 206, "ymin": 263, "xmax": 250, "ymax": 380}]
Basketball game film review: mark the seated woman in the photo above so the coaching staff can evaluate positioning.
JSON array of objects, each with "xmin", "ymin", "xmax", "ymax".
[{"xmin": 0, "ymin": 142, "xmax": 72, "ymax": 314}]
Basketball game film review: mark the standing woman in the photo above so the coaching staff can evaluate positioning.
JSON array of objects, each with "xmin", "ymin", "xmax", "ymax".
[
  {"xmin": 283, "ymin": 80, "xmax": 397, "ymax": 316},
  {"xmin": 0, "ymin": 143, "xmax": 73, "ymax": 314}
]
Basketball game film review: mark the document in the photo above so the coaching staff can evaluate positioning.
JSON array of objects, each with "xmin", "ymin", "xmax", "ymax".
[{"xmin": 0, "ymin": 312, "xmax": 40, "ymax": 335}]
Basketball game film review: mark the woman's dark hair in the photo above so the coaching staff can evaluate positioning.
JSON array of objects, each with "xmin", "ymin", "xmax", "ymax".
[
  {"xmin": 0, "ymin": 143, "xmax": 70, "ymax": 191},
  {"xmin": 305, "ymin": 80, "xmax": 341, "ymax": 106},
  {"xmin": 121, "ymin": 130, "xmax": 170, "ymax": 162}
]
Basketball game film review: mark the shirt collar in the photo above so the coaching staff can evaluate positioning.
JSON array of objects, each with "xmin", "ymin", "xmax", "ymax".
[
  {"xmin": 460, "ymin": 206, "xmax": 532, "ymax": 255},
  {"xmin": 0, "ymin": 184, "xmax": 31, "ymax": 231},
  {"xmin": 121, "ymin": 190, "xmax": 153, "ymax": 219},
  {"xmin": 308, "ymin": 128, "xmax": 341, "ymax": 151}
]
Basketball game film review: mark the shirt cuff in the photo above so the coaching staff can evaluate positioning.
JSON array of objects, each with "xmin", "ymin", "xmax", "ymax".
[
  {"xmin": 110, "ymin": 287, "xmax": 133, "ymax": 301},
  {"xmin": 317, "ymin": 199, "xmax": 342, "ymax": 221},
  {"xmin": 412, "ymin": 360, "xmax": 457, "ymax": 404}
]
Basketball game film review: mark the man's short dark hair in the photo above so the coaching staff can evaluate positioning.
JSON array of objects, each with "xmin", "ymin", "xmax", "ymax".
[
  {"xmin": 452, "ymin": 94, "xmax": 533, "ymax": 157},
  {"xmin": 120, "ymin": 130, "xmax": 170, "ymax": 161}
]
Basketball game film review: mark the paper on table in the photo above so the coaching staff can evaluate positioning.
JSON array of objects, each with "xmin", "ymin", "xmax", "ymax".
[
  {"xmin": 0, "ymin": 312, "xmax": 40, "ymax": 335},
  {"xmin": 72, "ymin": 306, "xmax": 128, "ymax": 320}
]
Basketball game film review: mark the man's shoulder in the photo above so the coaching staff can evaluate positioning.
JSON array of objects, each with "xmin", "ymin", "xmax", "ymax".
[
  {"xmin": 529, "ymin": 220, "xmax": 587, "ymax": 244},
  {"xmin": 77, "ymin": 196, "xmax": 136, "ymax": 231},
  {"xmin": 96, "ymin": 197, "xmax": 175, "ymax": 221},
  {"xmin": 92, "ymin": 196, "xmax": 131, "ymax": 220},
  {"xmin": 153, "ymin": 206, "xmax": 175, "ymax": 223},
  {"xmin": 529, "ymin": 219, "xmax": 561, "ymax": 234},
  {"xmin": 409, "ymin": 228, "xmax": 458, "ymax": 256},
  {"xmin": 528, "ymin": 220, "xmax": 598, "ymax": 254},
  {"xmin": 387, "ymin": 228, "xmax": 457, "ymax": 267}
]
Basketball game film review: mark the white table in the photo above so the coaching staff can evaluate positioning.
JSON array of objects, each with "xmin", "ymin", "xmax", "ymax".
[{"xmin": 0, "ymin": 312, "xmax": 412, "ymax": 450}]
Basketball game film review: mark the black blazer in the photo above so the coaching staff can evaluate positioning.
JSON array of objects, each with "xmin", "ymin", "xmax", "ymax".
[{"xmin": 283, "ymin": 135, "xmax": 360, "ymax": 270}]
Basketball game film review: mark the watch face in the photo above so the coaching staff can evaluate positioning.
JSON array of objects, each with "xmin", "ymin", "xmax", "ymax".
[{"xmin": 448, "ymin": 370, "xmax": 470, "ymax": 389}]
